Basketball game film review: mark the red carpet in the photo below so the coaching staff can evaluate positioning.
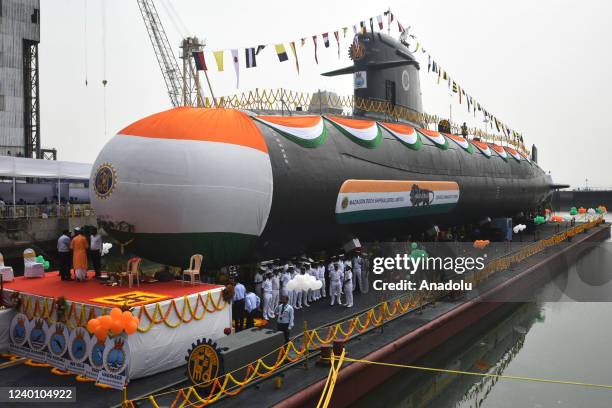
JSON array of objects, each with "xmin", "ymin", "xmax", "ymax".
[{"xmin": 3, "ymin": 270, "xmax": 223, "ymax": 306}]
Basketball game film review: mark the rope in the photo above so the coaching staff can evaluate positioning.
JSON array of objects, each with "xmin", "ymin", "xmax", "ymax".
[
  {"xmin": 338, "ymin": 356, "xmax": 612, "ymax": 391},
  {"xmin": 317, "ymin": 350, "xmax": 346, "ymax": 408}
]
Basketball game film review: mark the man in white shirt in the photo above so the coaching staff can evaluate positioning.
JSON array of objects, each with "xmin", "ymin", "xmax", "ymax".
[
  {"xmin": 244, "ymin": 290, "xmax": 260, "ymax": 329},
  {"xmin": 318, "ymin": 261, "xmax": 327, "ymax": 298},
  {"xmin": 232, "ymin": 279, "xmax": 246, "ymax": 332},
  {"xmin": 343, "ymin": 265, "xmax": 354, "ymax": 308},
  {"xmin": 57, "ymin": 230, "xmax": 72, "ymax": 281},
  {"xmin": 274, "ymin": 296, "xmax": 294, "ymax": 343},
  {"xmin": 271, "ymin": 269, "xmax": 280, "ymax": 310},
  {"xmin": 89, "ymin": 227, "xmax": 103, "ymax": 278},
  {"xmin": 353, "ymin": 252, "xmax": 363, "ymax": 293}
]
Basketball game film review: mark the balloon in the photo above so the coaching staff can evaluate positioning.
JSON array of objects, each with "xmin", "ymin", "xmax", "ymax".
[
  {"xmin": 99, "ymin": 315, "xmax": 112, "ymax": 330},
  {"xmin": 121, "ymin": 311, "xmax": 133, "ymax": 325},
  {"xmin": 110, "ymin": 308, "xmax": 122, "ymax": 320},
  {"xmin": 110, "ymin": 319, "xmax": 123, "ymax": 336},
  {"xmin": 94, "ymin": 326, "xmax": 107, "ymax": 341},
  {"xmin": 125, "ymin": 320, "xmax": 138, "ymax": 335},
  {"xmin": 132, "ymin": 316, "xmax": 140, "ymax": 326},
  {"xmin": 87, "ymin": 318, "xmax": 100, "ymax": 333}
]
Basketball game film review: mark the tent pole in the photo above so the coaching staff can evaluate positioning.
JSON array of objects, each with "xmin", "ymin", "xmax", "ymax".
[
  {"xmin": 12, "ymin": 177, "xmax": 16, "ymax": 219},
  {"xmin": 57, "ymin": 178, "xmax": 61, "ymax": 217}
]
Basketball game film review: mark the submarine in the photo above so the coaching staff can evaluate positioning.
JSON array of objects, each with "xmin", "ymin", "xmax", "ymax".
[{"xmin": 90, "ymin": 32, "xmax": 558, "ymax": 268}]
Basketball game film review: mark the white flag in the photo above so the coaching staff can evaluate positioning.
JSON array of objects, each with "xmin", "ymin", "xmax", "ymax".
[{"xmin": 231, "ymin": 49, "xmax": 240, "ymax": 88}]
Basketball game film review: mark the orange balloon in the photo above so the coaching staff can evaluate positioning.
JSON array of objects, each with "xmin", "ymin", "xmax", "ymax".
[
  {"xmin": 100, "ymin": 315, "xmax": 112, "ymax": 330},
  {"xmin": 110, "ymin": 308, "xmax": 122, "ymax": 320},
  {"xmin": 86, "ymin": 318, "xmax": 100, "ymax": 333},
  {"xmin": 125, "ymin": 320, "xmax": 138, "ymax": 335},
  {"xmin": 132, "ymin": 316, "xmax": 140, "ymax": 326},
  {"xmin": 121, "ymin": 311, "xmax": 133, "ymax": 325},
  {"xmin": 94, "ymin": 326, "xmax": 107, "ymax": 341},
  {"xmin": 110, "ymin": 319, "xmax": 123, "ymax": 336}
]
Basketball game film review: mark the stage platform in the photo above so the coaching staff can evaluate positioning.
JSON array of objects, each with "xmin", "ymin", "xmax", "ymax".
[{"xmin": 2, "ymin": 270, "xmax": 220, "ymax": 308}]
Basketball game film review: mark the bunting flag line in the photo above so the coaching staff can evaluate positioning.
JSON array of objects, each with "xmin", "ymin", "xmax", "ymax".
[
  {"xmin": 231, "ymin": 49, "xmax": 239, "ymax": 88},
  {"xmin": 312, "ymin": 35, "xmax": 319, "ymax": 64},
  {"xmin": 192, "ymin": 51, "xmax": 207, "ymax": 71},
  {"xmin": 376, "ymin": 14, "xmax": 384, "ymax": 29},
  {"xmin": 275, "ymin": 43, "xmax": 289, "ymax": 62},
  {"xmin": 323, "ymin": 32, "xmax": 330, "ymax": 48},
  {"xmin": 245, "ymin": 48, "xmax": 257, "ymax": 68},
  {"xmin": 213, "ymin": 50, "xmax": 224, "ymax": 71},
  {"xmin": 334, "ymin": 31, "xmax": 340, "ymax": 58},
  {"xmin": 289, "ymin": 41, "xmax": 299, "ymax": 74}
]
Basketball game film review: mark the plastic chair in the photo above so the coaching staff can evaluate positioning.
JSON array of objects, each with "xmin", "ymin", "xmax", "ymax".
[
  {"xmin": 118, "ymin": 257, "xmax": 142, "ymax": 288},
  {"xmin": 23, "ymin": 248, "xmax": 44, "ymax": 278},
  {"xmin": 182, "ymin": 254, "xmax": 203, "ymax": 285},
  {"xmin": 0, "ymin": 252, "xmax": 14, "ymax": 282}
]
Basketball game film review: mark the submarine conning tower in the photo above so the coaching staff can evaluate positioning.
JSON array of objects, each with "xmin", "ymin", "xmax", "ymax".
[{"xmin": 322, "ymin": 32, "xmax": 423, "ymax": 121}]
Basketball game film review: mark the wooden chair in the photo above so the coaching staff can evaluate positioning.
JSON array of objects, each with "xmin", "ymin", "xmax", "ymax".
[
  {"xmin": 118, "ymin": 257, "xmax": 142, "ymax": 288},
  {"xmin": 0, "ymin": 252, "xmax": 14, "ymax": 282},
  {"xmin": 23, "ymin": 248, "xmax": 44, "ymax": 278},
  {"xmin": 182, "ymin": 254, "xmax": 203, "ymax": 285}
]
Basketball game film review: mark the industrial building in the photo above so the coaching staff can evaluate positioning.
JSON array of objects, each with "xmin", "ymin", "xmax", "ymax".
[{"xmin": 0, "ymin": 0, "xmax": 45, "ymax": 159}]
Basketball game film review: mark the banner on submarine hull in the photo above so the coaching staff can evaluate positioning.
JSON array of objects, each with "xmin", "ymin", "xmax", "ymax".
[{"xmin": 335, "ymin": 180, "xmax": 460, "ymax": 224}]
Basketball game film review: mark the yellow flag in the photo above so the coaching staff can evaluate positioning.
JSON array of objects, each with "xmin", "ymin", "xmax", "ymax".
[{"xmin": 213, "ymin": 51, "xmax": 224, "ymax": 71}]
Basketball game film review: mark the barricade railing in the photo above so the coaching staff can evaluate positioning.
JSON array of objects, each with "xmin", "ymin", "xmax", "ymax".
[{"xmin": 0, "ymin": 204, "xmax": 94, "ymax": 220}]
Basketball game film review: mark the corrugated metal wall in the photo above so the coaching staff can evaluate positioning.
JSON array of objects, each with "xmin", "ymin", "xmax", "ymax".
[{"xmin": 0, "ymin": 0, "xmax": 40, "ymax": 156}]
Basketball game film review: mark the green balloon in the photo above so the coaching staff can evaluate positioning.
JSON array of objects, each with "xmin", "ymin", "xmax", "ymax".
[{"xmin": 569, "ymin": 207, "xmax": 578, "ymax": 216}]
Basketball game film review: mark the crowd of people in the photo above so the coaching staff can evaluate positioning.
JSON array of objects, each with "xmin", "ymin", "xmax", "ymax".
[
  {"xmin": 230, "ymin": 251, "xmax": 368, "ymax": 342},
  {"xmin": 56, "ymin": 227, "xmax": 103, "ymax": 281}
]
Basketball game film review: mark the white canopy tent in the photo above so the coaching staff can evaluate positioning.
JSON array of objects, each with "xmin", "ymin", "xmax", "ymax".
[
  {"xmin": 0, "ymin": 156, "xmax": 91, "ymax": 179},
  {"xmin": 0, "ymin": 157, "xmax": 92, "ymax": 216}
]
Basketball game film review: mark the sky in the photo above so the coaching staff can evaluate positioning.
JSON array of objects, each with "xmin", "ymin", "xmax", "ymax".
[{"xmin": 39, "ymin": 0, "xmax": 612, "ymax": 189}]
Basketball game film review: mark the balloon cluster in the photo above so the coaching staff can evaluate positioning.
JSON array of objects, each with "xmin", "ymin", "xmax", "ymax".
[
  {"xmin": 596, "ymin": 205, "xmax": 607, "ymax": 214},
  {"xmin": 513, "ymin": 224, "xmax": 527, "ymax": 234},
  {"xmin": 587, "ymin": 208, "xmax": 596, "ymax": 215},
  {"xmin": 578, "ymin": 207, "xmax": 587, "ymax": 214},
  {"xmin": 550, "ymin": 215, "xmax": 565, "ymax": 222},
  {"xmin": 286, "ymin": 274, "xmax": 322, "ymax": 292},
  {"xmin": 473, "ymin": 240, "xmax": 490, "ymax": 249},
  {"xmin": 534, "ymin": 216, "xmax": 546, "ymax": 225},
  {"xmin": 86, "ymin": 308, "xmax": 139, "ymax": 341},
  {"xmin": 35, "ymin": 255, "xmax": 50, "ymax": 270},
  {"xmin": 569, "ymin": 207, "xmax": 578, "ymax": 216}
]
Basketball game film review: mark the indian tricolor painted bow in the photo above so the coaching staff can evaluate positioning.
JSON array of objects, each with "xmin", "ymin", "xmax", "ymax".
[
  {"xmin": 379, "ymin": 122, "xmax": 422, "ymax": 150},
  {"xmin": 444, "ymin": 134, "xmax": 474, "ymax": 153},
  {"xmin": 418, "ymin": 129, "xmax": 449, "ymax": 149},
  {"xmin": 254, "ymin": 115, "xmax": 327, "ymax": 148},
  {"xmin": 471, "ymin": 140, "xmax": 492, "ymax": 158},
  {"xmin": 504, "ymin": 146, "xmax": 522, "ymax": 162},
  {"xmin": 325, "ymin": 116, "xmax": 382, "ymax": 148},
  {"xmin": 489, "ymin": 144, "xmax": 508, "ymax": 161}
]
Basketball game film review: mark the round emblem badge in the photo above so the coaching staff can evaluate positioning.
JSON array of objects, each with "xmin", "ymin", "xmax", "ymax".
[
  {"xmin": 28, "ymin": 318, "xmax": 48, "ymax": 351},
  {"xmin": 349, "ymin": 42, "xmax": 366, "ymax": 61},
  {"xmin": 93, "ymin": 163, "xmax": 117, "ymax": 199},
  {"xmin": 89, "ymin": 337, "xmax": 106, "ymax": 369},
  {"xmin": 47, "ymin": 323, "xmax": 69, "ymax": 357},
  {"xmin": 103, "ymin": 334, "xmax": 129, "ymax": 374},
  {"xmin": 68, "ymin": 327, "xmax": 92, "ymax": 363},
  {"xmin": 10, "ymin": 313, "xmax": 31, "ymax": 347},
  {"xmin": 401, "ymin": 70, "xmax": 410, "ymax": 91},
  {"xmin": 341, "ymin": 196, "xmax": 349, "ymax": 210},
  {"xmin": 187, "ymin": 339, "xmax": 221, "ymax": 387}
]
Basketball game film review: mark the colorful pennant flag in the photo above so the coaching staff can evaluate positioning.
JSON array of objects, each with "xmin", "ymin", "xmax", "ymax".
[
  {"xmin": 360, "ymin": 21, "xmax": 366, "ymax": 34},
  {"xmin": 213, "ymin": 51, "xmax": 224, "ymax": 71},
  {"xmin": 192, "ymin": 51, "xmax": 207, "ymax": 71},
  {"xmin": 369, "ymin": 17, "xmax": 374, "ymax": 34},
  {"xmin": 342, "ymin": 27, "xmax": 348, "ymax": 37},
  {"xmin": 289, "ymin": 41, "xmax": 299, "ymax": 74},
  {"xmin": 312, "ymin": 35, "xmax": 319, "ymax": 64},
  {"xmin": 398, "ymin": 21, "xmax": 405, "ymax": 33},
  {"xmin": 376, "ymin": 15, "xmax": 384, "ymax": 30},
  {"xmin": 323, "ymin": 33, "xmax": 330, "ymax": 48},
  {"xmin": 245, "ymin": 48, "xmax": 257, "ymax": 68},
  {"xmin": 275, "ymin": 43, "xmax": 289, "ymax": 62},
  {"xmin": 300, "ymin": 38, "xmax": 306, "ymax": 47},
  {"xmin": 231, "ymin": 49, "xmax": 240, "ymax": 88},
  {"xmin": 255, "ymin": 45, "xmax": 266, "ymax": 55},
  {"xmin": 334, "ymin": 31, "xmax": 340, "ymax": 57}
]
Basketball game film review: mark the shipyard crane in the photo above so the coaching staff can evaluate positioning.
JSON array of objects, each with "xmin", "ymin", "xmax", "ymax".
[{"xmin": 136, "ymin": 0, "xmax": 205, "ymax": 107}]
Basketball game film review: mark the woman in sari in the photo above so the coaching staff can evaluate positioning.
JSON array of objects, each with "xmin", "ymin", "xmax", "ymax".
[{"xmin": 71, "ymin": 229, "xmax": 89, "ymax": 281}]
